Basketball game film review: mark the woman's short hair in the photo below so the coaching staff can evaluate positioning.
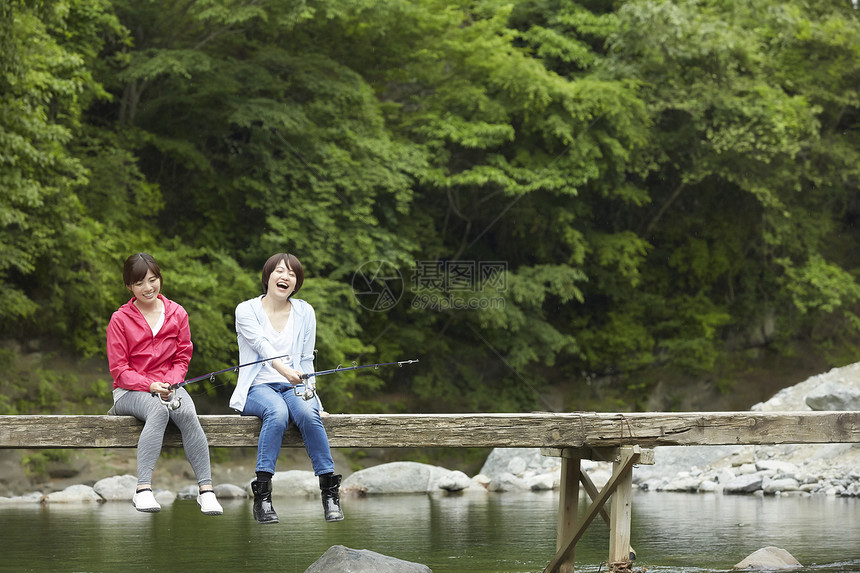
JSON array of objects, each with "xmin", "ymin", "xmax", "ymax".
[
  {"xmin": 261, "ymin": 253, "xmax": 304, "ymax": 296},
  {"xmin": 123, "ymin": 253, "xmax": 163, "ymax": 288}
]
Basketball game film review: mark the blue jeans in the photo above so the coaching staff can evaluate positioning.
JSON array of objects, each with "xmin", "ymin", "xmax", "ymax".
[{"xmin": 242, "ymin": 383, "xmax": 335, "ymax": 476}]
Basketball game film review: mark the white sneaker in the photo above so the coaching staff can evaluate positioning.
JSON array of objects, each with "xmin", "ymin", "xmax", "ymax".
[
  {"xmin": 197, "ymin": 491, "xmax": 223, "ymax": 516},
  {"xmin": 133, "ymin": 489, "xmax": 161, "ymax": 513}
]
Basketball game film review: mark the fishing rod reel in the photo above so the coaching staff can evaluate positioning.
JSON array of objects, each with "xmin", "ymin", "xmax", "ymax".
[
  {"xmin": 152, "ymin": 389, "xmax": 182, "ymax": 411},
  {"xmin": 293, "ymin": 380, "xmax": 317, "ymax": 401},
  {"xmin": 163, "ymin": 391, "xmax": 182, "ymax": 410}
]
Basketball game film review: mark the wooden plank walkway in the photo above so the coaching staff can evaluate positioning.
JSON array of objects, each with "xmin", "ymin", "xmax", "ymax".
[
  {"xmin": 2, "ymin": 410, "xmax": 859, "ymax": 573},
  {"xmin": 3, "ymin": 411, "xmax": 860, "ymax": 449}
]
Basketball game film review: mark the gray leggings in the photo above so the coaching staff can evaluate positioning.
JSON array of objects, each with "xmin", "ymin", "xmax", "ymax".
[{"xmin": 113, "ymin": 388, "xmax": 212, "ymax": 487}]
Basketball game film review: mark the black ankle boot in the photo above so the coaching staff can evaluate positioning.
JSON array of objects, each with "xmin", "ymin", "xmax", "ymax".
[
  {"xmin": 319, "ymin": 473, "xmax": 344, "ymax": 522},
  {"xmin": 251, "ymin": 479, "xmax": 279, "ymax": 524}
]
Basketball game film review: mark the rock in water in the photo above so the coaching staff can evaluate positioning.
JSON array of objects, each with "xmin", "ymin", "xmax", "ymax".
[
  {"xmin": 304, "ymin": 545, "xmax": 432, "ymax": 573},
  {"xmin": 733, "ymin": 546, "xmax": 801, "ymax": 570}
]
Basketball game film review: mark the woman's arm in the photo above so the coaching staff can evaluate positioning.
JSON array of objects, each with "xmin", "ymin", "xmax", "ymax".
[
  {"xmin": 299, "ymin": 304, "xmax": 326, "ymax": 412},
  {"xmin": 235, "ymin": 300, "xmax": 280, "ymax": 360},
  {"xmin": 236, "ymin": 299, "xmax": 301, "ymax": 383},
  {"xmin": 163, "ymin": 309, "xmax": 193, "ymax": 386},
  {"xmin": 106, "ymin": 318, "xmax": 153, "ymax": 393},
  {"xmin": 299, "ymin": 304, "xmax": 317, "ymax": 376}
]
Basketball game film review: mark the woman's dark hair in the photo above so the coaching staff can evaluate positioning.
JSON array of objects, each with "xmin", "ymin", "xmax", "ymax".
[
  {"xmin": 261, "ymin": 253, "xmax": 304, "ymax": 297},
  {"xmin": 123, "ymin": 252, "xmax": 163, "ymax": 288}
]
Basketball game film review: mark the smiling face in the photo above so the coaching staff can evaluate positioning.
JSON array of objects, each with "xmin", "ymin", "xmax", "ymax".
[
  {"xmin": 266, "ymin": 259, "xmax": 297, "ymax": 299},
  {"xmin": 261, "ymin": 253, "xmax": 304, "ymax": 297},
  {"xmin": 122, "ymin": 253, "xmax": 164, "ymax": 303},
  {"xmin": 129, "ymin": 269, "xmax": 162, "ymax": 302}
]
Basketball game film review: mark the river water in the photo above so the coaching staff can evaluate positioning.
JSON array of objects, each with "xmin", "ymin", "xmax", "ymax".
[{"xmin": 2, "ymin": 490, "xmax": 859, "ymax": 572}]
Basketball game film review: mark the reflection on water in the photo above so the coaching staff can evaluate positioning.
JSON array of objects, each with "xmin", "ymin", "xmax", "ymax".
[
  {"xmin": 631, "ymin": 493, "xmax": 860, "ymax": 572},
  {"xmin": 2, "ymin": 491, "xmax": 860, "ymax": 573}
]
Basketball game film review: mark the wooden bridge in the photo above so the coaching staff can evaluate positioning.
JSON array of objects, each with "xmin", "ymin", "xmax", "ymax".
[{"xmin": 3, "ymin": 411, "xmax": 860, "ymax": 573}]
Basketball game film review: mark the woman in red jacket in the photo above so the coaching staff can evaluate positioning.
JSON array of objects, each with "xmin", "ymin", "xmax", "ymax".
[{"xmin": 106, "ymin": 252, "xmax": 222, "ymax": 516}]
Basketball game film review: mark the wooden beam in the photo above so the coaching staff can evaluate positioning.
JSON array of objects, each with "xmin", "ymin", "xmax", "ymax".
[
  {"xmin": 543, "ymin": 446, "xmax": 655, "ymax": 465},
  {"xmin": 2, "ymin": 411, "xmax": 860, "ymax": 449}
]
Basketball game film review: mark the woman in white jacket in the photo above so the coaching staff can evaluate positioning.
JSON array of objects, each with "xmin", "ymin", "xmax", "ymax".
[{"xmin": 230, "ymin": 252, "xmax": 343, "ymax": 524}]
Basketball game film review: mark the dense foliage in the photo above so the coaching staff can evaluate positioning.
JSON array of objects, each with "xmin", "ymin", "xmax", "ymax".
[{"xmin": 2, "ymin": 0, "xmax": 860, "ymax": 415}]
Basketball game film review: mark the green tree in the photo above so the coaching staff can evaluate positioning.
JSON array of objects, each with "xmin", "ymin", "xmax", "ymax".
[
  {"xmin": 0, "ymin": 1, "xmax": 91, "ymax": 324},
  {"xmin": 579, "ymin": 0, "xmax": 860, "ymax": 399},
  {"xmin": 302, "ymin": 0, "xmax": 653, "ymax": 410},
  {"xmin": 6, "ymin": 0, "xmax": 860, "ymax": 416}
]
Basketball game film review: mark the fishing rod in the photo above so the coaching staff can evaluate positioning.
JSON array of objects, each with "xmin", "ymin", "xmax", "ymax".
[
  {"xmin": 170, "ymin": 353, "xmax": 298, "ymax": 391},
  {"xmin": 154, "ymin": 353, "xmax": 296, "ymax": 410},
  {"xmin": 300, "ymin": 359, "xmax": 419, "ymax": 380},
  {"xmin": 293, "ymin": 359, "xmax": 420, "ymax": 400},
  {"xmin": 155, "ymin": 355, "xmax": 419, "ymax": 407}
]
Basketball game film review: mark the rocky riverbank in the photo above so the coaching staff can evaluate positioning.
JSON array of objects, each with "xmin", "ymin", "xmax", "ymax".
[{"xmin": 635, "ymin": 361, "xmax": 860, "ymax": 497}]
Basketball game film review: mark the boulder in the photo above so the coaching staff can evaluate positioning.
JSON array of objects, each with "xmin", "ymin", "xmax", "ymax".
[
  {"xmin": 487, "ymin": 472, "xmax": 529, "ymax": 492},
  {"xmin": 633, "ymin": 445, "xmax": 744, "ymax": 484},
  {"xmin": 435, "ymin": 470, "xmax": 473, "ymax": 492},
  {"xmin": 733, "ymin": 546, "xmax": 801, "ymax": 569},
  {"xmin": 471, "ymin": 474, "xmax": 490, "ymax": 490},
  {"xmin": 43, "ymin": 484, "xmax": 103, "ymax": 503},
  {"xmin": 271, "ymin": 470, "xmax": 319, "ymax": 497},
  {"xmin": 698, "ymin": 479, "xmax": 719, "ymax": 492},
  {"xmin": 479, "ymin": 448, "xmax": 560, "ymax": 483},
  {"xmin": 342, "ymin": 462, "xmax": 451, "ymax": 495},
  {"xmin": 762, "ymin": 478, "xmax": 800, "ymax": 495},
  {"xmin": 304, "ymin": 545, "xmax": 431, "ymax": 573},
  {"xmin": 526, "ymin": 473, "xmax": 556, "ymax": 491},
  {"xmin": 718, "ymin": 468, "xmax": 737, "ymax": 485},
  {"xmin": 738, "ymin": 463, "xmax": 758, "ymax": 475},
  {"xmin": 0, "ymin": 492, "xmax": 44, "ymax": 504},
  {"xmin": 805, "ymin": 376, "xmax": 860, "ymax": 411},
  {"xmin": 154, "ymin": 489, "xmax": 176, "ymax": 505},
  {"xmin": 662, "ymin": 475, "xmax": 702, "ymax": 493},
  {"xmin": 93, "ymin": 474, "xmax": 137, "ymax": 501},
  {"xmin": 214, "ymin": 483, "xmax": 247, "ymax": 498},
  {"xmin": 723, "ymin": 474, "xmax": 763, "ymax": 494},
  {"xmin": 755, "ymin": 461, "xmax": 799, "ymax": 476},
  {"xmin": 177, "ymin": 484, "xmax": 197, "ymax": 500}
]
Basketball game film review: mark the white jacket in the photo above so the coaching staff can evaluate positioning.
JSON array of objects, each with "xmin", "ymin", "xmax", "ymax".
[{"xmin": 229, "ymin": 295, "xmax": 317, "ymax": 412}]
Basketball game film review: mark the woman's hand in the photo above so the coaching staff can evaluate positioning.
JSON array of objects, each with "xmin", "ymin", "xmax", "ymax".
[
  {"xmin": 282, "ymin": 367, "xmax": 304, "ymax": 385},
  {"xmin": 149, "ymin": 381, "xmax": 172, "ymax": 399},
  {"xmin": 272, "ymin": 359, "xmax": 304, "ymax": 384}
]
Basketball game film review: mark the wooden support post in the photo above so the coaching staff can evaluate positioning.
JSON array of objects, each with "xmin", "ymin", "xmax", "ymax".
[
  {"xmin": 608, "ymin": 446, "xmax": 635, "ymax": 570},
  {"xmin": 542, "ymin": 446, "xmax": 651, "ymax": 573},
  {"xmin": 579, "ymin": 470, "xmax": 634, "ymax": 559},
  {"xmin": 544, "ymin": 447, "xmax": 640, "ymax": 573},
  {"xmin": 556, "ymin": 454, "xmax": 581, "ymax": 573}
]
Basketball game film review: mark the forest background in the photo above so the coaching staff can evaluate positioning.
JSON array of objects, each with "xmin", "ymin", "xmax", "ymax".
[{"xmin": 3, "ymin": 0, "xmax": 860, "ymax": 438}]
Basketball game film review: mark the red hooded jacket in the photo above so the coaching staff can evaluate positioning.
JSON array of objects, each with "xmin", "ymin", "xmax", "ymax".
[{"xmin": 106, "ymin": 294, "xmax": 193, "ymax": 392}]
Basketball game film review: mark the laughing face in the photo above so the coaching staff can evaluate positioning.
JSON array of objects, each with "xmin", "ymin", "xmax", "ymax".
[
  {"xmin": 129, "ymin": 269, "xmax": 161, "ymax": 303},
  {"xmin": 266, "ymin": 259, "xmax": 297, "ymax": 299}
]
